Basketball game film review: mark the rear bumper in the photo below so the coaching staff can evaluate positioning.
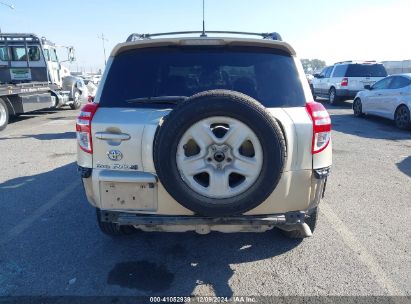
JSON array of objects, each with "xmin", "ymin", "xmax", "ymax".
[
  {"xmin": 79, "ymin": 166, "xmax": 330, "ymax": 217},
  {"xmin": 336, "ymin": 89, "xmax": 358, "ymax": 98},
  {"xmin": 100, "ymin": 210, "xmax": 304, "ymax": 226},
  {"xmin": 98, "ymin": 209, "xmax": 309, "ymax": 234}
]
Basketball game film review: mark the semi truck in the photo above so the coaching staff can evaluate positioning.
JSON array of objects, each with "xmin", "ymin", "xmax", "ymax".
[{"xmin": 0, "ymin": 33, "xmax": 86, "ymax": 131}]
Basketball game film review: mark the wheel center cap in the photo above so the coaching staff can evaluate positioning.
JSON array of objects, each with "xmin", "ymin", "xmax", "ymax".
[{"xmin": 213, "ymin": 151, "xmax": 225, "ymax": 162}]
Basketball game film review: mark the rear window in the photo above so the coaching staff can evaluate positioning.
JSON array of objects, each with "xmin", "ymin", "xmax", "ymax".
[
  {"xmin": 345, "ymin": 64, "xmax": 387, "ymax": 77},
  {"xmin": 99, "ymin": 46, "xmax": 306, "ymax": 108},
  {"xmin": 8, "ymin": 46, "xmax": 41, "ymax": 61},
  {"xmin": 389, "ymin": 76, "xmax": 411, "ymax": 89},
  {"xmin": 332, "ymin": 65, "xmax": 348, "ymax": 77}
]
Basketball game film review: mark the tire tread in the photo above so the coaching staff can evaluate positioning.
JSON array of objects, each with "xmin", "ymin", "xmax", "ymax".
[
  {"xmin": 0, "ymin": 98, "xmax": 9, "ymax": 131},
  {"xmin": 96, "ymin": 209, "xmax": 135, "ymax": 236}
]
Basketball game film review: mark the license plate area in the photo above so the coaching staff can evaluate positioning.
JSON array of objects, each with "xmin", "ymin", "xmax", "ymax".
[{"xmin": 100, "ymin": 181, "xmax": 158, "ymax": 211}]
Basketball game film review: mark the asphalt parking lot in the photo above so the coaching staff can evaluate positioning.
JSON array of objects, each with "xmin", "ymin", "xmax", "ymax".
[{"xmin": 0, "ymin": 102, "xmax": 410, "ymax": 299}]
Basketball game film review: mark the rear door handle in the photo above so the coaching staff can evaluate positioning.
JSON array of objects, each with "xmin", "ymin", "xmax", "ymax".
[{"xmin": 95, "ymin": 132, "xmax": 130, "ymax": 141}]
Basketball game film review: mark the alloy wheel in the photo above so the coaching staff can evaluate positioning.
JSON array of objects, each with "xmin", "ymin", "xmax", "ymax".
[
  {"xmin": 329, "ymin": 89, "xmax": 336, "ymax": 104},
  {"xmin": 396, "ymin": 106, "xmax": 410, "ymax": 129},
  {"xmin": 353, "ymin": 99, "xmax": 362, "ymax": 116},
  {"xmin": 176, "ymin": 116, "xmax": 263, "ymax": 199}
]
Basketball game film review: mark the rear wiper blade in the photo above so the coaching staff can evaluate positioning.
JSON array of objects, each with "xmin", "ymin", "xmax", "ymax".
[{"xmin": 126, "ymin": 96, "xmax": 188, "ymax": 104}]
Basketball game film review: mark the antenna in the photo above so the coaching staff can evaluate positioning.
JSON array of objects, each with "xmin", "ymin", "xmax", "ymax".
[
  {"xmin": 200, "ymin": 0, "xmax": 207, "ymax": 37},
  {"xmin": 97, "ymin": 33, "xmax": 108, "ymax": 66}
]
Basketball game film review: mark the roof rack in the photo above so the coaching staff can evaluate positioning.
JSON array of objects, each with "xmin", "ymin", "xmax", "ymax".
[
  {"xmin": 0, "ymin": 33, "xmax": 55, "ymax": 45},
  {"xmin": 0, "ymin": 33, "xmax": 40, "ymax": 41},
  {"xmin": 334, "ymin": 60, "xmax": 353, "ymax": 65},
  {"xmin": 126, "ymin": 31, "xmax": 282, "ymax": 42},
  {"xmin": 334, "ymin": 60, "xmax": 378, "ymax": 65}
]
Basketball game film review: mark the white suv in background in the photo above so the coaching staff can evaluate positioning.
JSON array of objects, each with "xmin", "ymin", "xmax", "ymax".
[
  {"xmin": 76, "ymin": 31, "xmax": 332, "ymax": 239},
  {"xmin": 311, "ymin": 61, "xmax": 388, "ymax": 104}
]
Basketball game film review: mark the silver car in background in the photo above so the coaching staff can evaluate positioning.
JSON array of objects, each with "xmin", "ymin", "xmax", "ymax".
[
  {"xmin": 353, "ymin": 74, "xmax": 411, "ymax": 129},
  {"xmin": 62, "ymin": 75, "xmax": 89, "ymax": 109}
]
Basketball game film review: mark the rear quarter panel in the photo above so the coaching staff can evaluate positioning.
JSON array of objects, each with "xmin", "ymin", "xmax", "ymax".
[
  {"xmin": 313, "ymin": 140, "xmax": 332, "ymax": 169},
  {"xmin": 90, "ymin": 108, "xmax": 170, "ymax": 172}
]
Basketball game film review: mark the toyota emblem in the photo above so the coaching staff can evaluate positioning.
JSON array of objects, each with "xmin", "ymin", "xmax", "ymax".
[{"xmin": 107, "ymin": 150, "xmax": 123, "ymax": 161}]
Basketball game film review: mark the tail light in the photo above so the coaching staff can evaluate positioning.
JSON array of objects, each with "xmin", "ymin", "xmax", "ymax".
[
  {"xmin": 341, "ymin": 77, "xmax": 348, "ymax": 86},
  {"xmin": 76, "ymin": 103, "xmax": 98, "ymax": 153},
  {"xmin": 306, "ymin": 101, "xmax": 331, "ymax": 154}
]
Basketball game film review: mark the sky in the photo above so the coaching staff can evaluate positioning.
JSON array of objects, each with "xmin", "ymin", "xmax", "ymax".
[{"xmin": 1, "ymin": 0, "xmax": 410, "ymax": 73}]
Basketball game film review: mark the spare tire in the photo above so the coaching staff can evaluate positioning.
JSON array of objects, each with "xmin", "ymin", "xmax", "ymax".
[{"xmin": 153, "ymin": 90, "xmax": 286, "ymax": 216}]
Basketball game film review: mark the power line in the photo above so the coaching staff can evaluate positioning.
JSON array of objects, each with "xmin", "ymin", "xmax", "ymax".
[
  {"xmin": 0, "ymin": 1, "xmax": 14, "ymax": 9},
  {"xmin": 0, "ymin": 1, "xmax": 15, "ymax": 33}
]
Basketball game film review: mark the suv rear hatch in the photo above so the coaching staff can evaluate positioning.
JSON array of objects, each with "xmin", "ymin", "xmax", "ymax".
[
  {"xmin": 88, "ymin": 43, "xmax": 316, "ymax": 173},
  {"xmin": 344, "ymin": 63, "xmax": 387, "ymax": 90}
]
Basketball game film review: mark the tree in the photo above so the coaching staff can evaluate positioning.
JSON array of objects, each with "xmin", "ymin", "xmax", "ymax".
[
  {"xmin": 301, "ymin": 59, "xmax": 311, "ymax": 74},
  {"xmin": 310, "ymin": 59, "xmax": 326, "ymax": 72},
  {"xmin": 300, "ymin": 59, "xmax": 326, "ymax": 74}
]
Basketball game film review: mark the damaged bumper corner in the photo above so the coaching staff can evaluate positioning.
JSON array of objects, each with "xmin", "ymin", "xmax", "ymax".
[{"xmin": 310, "ymin": 166, "xmax": 330, "ymax": 208}]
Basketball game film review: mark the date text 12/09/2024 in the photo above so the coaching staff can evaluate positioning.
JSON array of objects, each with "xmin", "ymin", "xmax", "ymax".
[{"xmin": 149, "ymin": 296, "xmax": 257, "ymax": 303}]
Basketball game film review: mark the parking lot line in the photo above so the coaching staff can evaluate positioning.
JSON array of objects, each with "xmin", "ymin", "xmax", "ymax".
[
  {"xmin": 0, "ymin": 180, "xmax": 80, "ymax": 246},
  {"xmin": 321, "ymin": 203, "xmax": 405, "ymax": 296}
]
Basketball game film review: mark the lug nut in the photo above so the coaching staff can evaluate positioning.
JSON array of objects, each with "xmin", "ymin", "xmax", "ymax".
[{"xmin": 207, "ymin": 157, "xmax": 212, "ymax": 162}]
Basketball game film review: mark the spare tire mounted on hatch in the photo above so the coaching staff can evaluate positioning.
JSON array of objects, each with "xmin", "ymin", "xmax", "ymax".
[{"xmin": 153, "ymin": 90, "xmax": 287, "ymax": 217}]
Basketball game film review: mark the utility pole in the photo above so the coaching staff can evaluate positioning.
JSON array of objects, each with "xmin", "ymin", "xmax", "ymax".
[
  {"xmin": 97, "ymin": 33, "xmax": 108, "ymax": 67},
  {"xmin": 0, "ymin": 1, "xmax": 15, "ymax": 33}
]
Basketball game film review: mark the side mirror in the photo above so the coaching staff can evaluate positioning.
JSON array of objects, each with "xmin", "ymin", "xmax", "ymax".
[
  {"xmin": 313, "ymin": 73, "xmax": 320, "ymax": 78},
  {"xmin": 68, "ymin": 47, "xmax": 76, "ymax": 62},
  {"xmin": 364, "ymin": 84, "xmax": 371, "ymax": 90}
]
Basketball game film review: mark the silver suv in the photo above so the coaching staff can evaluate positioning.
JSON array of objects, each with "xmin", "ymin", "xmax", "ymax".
[
  {"xmin": 76, "ymin": 31, "xmax": 332, "ymax": 238},
  {"xmin": 311, "ymin": 61, "xmax": 388, "ymax": 104}
]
